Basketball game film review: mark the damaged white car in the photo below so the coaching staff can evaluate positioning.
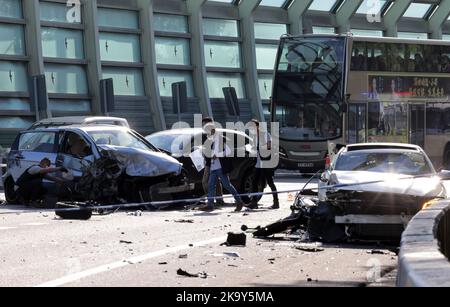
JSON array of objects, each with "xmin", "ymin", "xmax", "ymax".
[{"xmin": 2, "ymin": 125, "xmax": 194, "ymax": 205}]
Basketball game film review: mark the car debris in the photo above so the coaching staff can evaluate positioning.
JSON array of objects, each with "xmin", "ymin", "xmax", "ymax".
[
  {"xmin": 210, "ymin": 252, "xmax": 240, "ymax": 258},
  {"xmin": 174, "ymin": 219, "xmax": 194, "ymax": 223},
  {"xmin": 293, "ymin": 242, "xmax": 325, "ymax": 253},
  {"xmin": 221, "ymin": 233, "xmax": 246, "ymax": 247},
  {"xmin": 177, "ymin": 268, "xmax": 208, "ymax": 279},
  {"xmin": 179, "ymin": 254, "xmax": 188, "ymax": 259},
  {"xmin": 55, "ymin": 203, "xmax": 93, "ymax": 220},
  {"xmin": 119, "ymin": 240, "xmax": 133, "ymax": 244}
]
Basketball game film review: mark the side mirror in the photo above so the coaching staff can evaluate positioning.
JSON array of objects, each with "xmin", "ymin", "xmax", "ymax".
[{"xmin": 439, "ymin": 170, "xmax": 450, "ymax": 180}]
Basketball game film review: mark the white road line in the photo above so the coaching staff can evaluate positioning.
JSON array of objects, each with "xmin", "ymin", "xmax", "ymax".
[
  {"xmin": 0, "ymin": 227, "xmax": 16, "ymax": 230},
  {"xmin": 21, "ymin": 223, "xmax": 48, "ymax": 226},
  {"xmin": 37, "ymin": 236, "xmax": 227, "ymax": 287}
]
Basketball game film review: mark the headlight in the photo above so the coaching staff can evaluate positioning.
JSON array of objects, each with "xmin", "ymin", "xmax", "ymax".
[{"xmin": 422, "ymin": 198, "xmax": 441, "ymax": 210}]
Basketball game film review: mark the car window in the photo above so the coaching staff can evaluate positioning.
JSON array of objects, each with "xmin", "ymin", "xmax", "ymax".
[
  {"xmin": 89, "ymin": 130, "xmax": 152, "ymax": 151},
  {"xmin": 334, "ymin": 150, "xmax": 432, "ymax": 175},
  {"xmin": 18, "ymin": 132, "xmax": 57, "ymax": 153},
  {"xmin": 62, "ymin": 132, "xmax": 93, "ymax": 158},
  {"xmin": 147, "ymin": 134, "xmax": 193, "ymax": 154}
]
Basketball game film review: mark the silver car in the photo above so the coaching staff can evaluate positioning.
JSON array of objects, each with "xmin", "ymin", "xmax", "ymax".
[
  {"xmin": 318, "ymin": 143, "xmax": 448, "ymax": 239},
  {"xmin": 2, "ymin": 125, "xmax": 193, "ymax": 205}
]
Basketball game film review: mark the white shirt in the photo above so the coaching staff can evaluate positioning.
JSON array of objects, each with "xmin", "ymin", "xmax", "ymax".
[{"xmin": 210, "ymin": 134, "xmax": 231, "ymax": 171}]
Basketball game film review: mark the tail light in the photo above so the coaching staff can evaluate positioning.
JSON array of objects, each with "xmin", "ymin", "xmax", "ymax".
[{"xmin": 325, "ymin": 155, "xmax": 331, "ymax": 170}]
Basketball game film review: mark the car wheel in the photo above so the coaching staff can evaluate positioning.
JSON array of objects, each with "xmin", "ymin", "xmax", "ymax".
[
  {"xmin": 4, "ymin": 177, "xmax": 19, "ymax": 205},
  {"xmin": 239, "ymin": 171, "xmax": 263, "ymax": 204}
]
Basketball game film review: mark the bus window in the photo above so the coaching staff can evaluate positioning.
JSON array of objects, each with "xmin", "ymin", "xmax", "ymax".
[
  {"xmin": 423, "ymin": 45, "xmax": 443, "ymax": 73},
  {"xmin": 387, "ymin": 43, "xmax": 405, "ymax": 72},
  {"xmin": 351, "ymin": 41, "xmax": 367, "ymax": 71},
  {"xmin": 367, "ymin": 42, "xmax": 387, "ymax": 71}
]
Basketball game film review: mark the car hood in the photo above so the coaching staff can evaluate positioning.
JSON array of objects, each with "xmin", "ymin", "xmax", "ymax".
[
  {"xmin": 98, "ymin": 145, "xmax": 182, "ymax": 177},
  {"xmin": 330, "ymin": 171, "xmax": 445, "ymax": 198}
]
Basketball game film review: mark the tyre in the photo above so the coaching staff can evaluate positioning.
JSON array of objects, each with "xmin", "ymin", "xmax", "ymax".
[
  {"xmin": 4, "ymin": 177, "xmax": 19, "ymax": 205},
  {"xmin": 238, "ymin": 171, "xmax": 264, "ymax": 204}
]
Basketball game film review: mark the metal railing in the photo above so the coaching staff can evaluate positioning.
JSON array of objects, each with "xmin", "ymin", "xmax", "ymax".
[{"xmin": 438, "ymin": 206, "xmax": 450, "ymax": 260}]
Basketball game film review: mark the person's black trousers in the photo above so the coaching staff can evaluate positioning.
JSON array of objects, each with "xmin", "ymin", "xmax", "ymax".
[
  {"xmin": 17, "ymin": 179, "xmax": 46, "ymax": 202},
  {"xmin": 251, "ymin": 168, "xmax": 278, "ymax": 202}
]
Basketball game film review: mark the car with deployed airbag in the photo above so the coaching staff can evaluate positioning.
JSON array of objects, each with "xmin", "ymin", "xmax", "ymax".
[
  {"xmin": 318, "ymin": 143, "xmax": 448, "ymax": 239},
  {"xmin": 2, "ymin": 125, "xmax": 193, "ymax": 206}
]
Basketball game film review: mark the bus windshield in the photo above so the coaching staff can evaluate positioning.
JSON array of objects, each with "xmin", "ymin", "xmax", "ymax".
[{"xmin": 273, "ymin": 36, "xmax": 346, "ymax": 141}]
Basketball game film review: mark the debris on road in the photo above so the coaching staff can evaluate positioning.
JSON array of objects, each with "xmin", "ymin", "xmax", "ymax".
[
  {"xmin": 174, "ymin": 219, "xmax": 194, "ymax": 223},
  {"xmin": 55, "ymin": 204, "xmax": 93, "ymax": 220},
  {"xmin": 159, "ymin": 262, "xmax": 168, "ymax": 265},
  {"xmin": 368, "ymin": 250, "xmax": 389, "ymax": 255},
  {"xmin": 179, "ymin": 254, "xmax": 188, "ymax": 259},
  {"xmin": 119, "ymin": 240, "xmax": 133, "ymax": 244},
  {"xmin": 294, "ymin": 242, "xmax": 325, "ymax": 253},
  {"xmin": 211, "ymin": 252, "xmax": 240, "ymax": 258},
  {"xmin": 128, "ymin": 211, "xmax": 143, "ymax": 217},
  {"xmin": 221, "ymin": 232, "xmax": 246, "ymax": 247},
  {"xmin": 177, "ymin": 268, "xmax": 208, "ymax": 279}
]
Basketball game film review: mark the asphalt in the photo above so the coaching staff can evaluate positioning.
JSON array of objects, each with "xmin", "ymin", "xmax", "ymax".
[{"xmin": 0, "ymin": 177, "xmax": 399, "ymax": 287}]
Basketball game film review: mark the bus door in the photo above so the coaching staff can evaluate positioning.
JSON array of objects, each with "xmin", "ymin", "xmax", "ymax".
[
  {"xmin": 409, "ymin": 103, "xmax": 425, "ymax": 148},
  {"xmin": 348, "ymin": 103, "xmax": 367, "ymax": 144}
]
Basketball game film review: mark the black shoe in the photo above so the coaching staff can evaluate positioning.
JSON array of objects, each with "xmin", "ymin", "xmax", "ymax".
[
  {"xmin": 269, "ymin": 205, "xmax": 280, "ymax": 210},
  {"xmin": 199, "ymin": 205, "xmax": 214, "ymax": 212},
  {"xmin": 246, "ymin": 204, "xmax": 259, "ymax": 210}
]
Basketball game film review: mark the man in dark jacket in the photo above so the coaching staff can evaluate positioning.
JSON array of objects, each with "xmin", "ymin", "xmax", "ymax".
[
  {"xmin": 16, "ymin": 158, "xmax": 67, "ymax": 205},
  {"xmin": 201, "ymin": 123, "xmax": 244, "ymax": 212}
]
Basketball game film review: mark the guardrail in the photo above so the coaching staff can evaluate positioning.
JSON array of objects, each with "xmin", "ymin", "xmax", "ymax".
[{"xmin": 397, "ymin": 200, "xmax": 450, "ymax": 287}]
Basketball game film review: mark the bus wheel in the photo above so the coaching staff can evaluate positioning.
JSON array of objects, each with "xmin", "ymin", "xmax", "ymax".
[{"xmin": 445, "ymin": 147, "xmax": 450, "ymax": 170}]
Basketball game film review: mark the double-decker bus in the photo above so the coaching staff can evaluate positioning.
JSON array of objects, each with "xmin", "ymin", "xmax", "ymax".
[{"xmin": 271, "ymin": 34, "xmax": 450, "ymax": 172}]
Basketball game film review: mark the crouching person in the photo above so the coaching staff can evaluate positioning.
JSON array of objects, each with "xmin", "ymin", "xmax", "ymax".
[
  {"xmin": 201, "ymin": 124, "xmax": 244, "ymax": 212},
  {"xmin": 16, "ymin": 158, "xmax": 68, "ymax": 206}
]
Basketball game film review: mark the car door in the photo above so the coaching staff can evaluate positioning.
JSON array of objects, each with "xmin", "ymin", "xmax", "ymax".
[
  {"xmin": 8, "ymin": 131, "xmax": 59, "ymax": 182},
  {"xmin": 55, "ymin": 131, "xmax": 95, "ymax": 180}
]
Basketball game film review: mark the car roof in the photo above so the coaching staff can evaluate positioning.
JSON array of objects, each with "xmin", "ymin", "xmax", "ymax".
[
  {"xmin": 33, "ymin": 116, "xmax": 128, "ymax": 124},
  {"xmin": 148, "ymin": 128, "xmax": 249, "ymax": 137},
  {"xmin": 23, "ymin": 125, "xmax": 132, "ymax": 134},
  {"xmin": 345, "ymin": 143, "xmax": 422, "ymax": 152}
]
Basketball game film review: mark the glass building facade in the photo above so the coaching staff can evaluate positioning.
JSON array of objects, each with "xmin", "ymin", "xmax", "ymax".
[{"xmin": 0, "ymin": 0, "xmax": 449, "ymax": 145}]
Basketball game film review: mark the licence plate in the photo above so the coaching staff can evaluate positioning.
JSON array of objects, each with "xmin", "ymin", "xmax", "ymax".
[{"xmin": 298, "ymin": 163, "xmax": 314, "ymax": 168}]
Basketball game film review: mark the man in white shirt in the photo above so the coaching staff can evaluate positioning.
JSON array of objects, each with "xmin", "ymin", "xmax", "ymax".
[{"xmin": 201, "ymin": 124, "xmax": 244, "ymax": 212}]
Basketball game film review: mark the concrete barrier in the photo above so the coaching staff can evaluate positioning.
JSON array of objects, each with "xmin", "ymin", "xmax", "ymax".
[{"xmin": 397, "ymin": 200, "xmax": 450, "ymax": 287}]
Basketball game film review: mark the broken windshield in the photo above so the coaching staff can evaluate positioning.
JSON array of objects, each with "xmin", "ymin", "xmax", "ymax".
[
  {"xmin": 334, "ymin": 150, "xmax": 433, "ymax": 175},
  {"xmin": 88, "ymin": 130, "xmax": 154, "ymax": 152}
]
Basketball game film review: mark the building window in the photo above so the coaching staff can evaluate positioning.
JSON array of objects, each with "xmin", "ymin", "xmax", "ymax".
[
  {"xmin": 0, "ymin": 24, "xmax": 25, "ymax": 55},
  {"xmin": 256, "ymin": 44, "xmax": 278, "ymax": 70},
  {"xmin": 0, "ymin": 0, "xmax": 23, "ymax": 19},
  {"xmin": 40, "ymin": 1, "xmax": 82, "ymax": 24},
  {"xmin": 204, "ymin": 41, "xmax": 241, "ymax": 68},
  {"xmin": 158, "ymin": 70, "xmax": 194, "ymax": 98},
  {"xmin": 99, "ymin": 33, "xmax": 141, "ymax": 63},
  {"xmin": 254, "ymin": 23, "xmax": 287, "ymax": 40},
  {"xmin": 207, "ymin": 72, "xmax": 245, "ymax": 99},
  {"xmin": 154, "ymin": 14, "xmax": 188, "ymax": 33},
  {"xmin": 0, "ymin": 61, "xmax": 28, "ymax": 92},
  {"xmin": 258, "ymin": 75, "xmax": 273, "ymax": 100},
  {"xmin": 102, "ymin": 67, "xmax": 145, "ymax": 96},
  {"xmin": 44, "ymin": 64, "xmax": 88, "ymax": 94},
  {"xmin": 97, "ymin": 8, "xmax": 139, "ymax": 30},
  {"xmin": 203, "ymin": 18, "xmax": 239, "ymax": 37},
  {"xmin": 312, "ymin": 26, "xmax": 335, "ymax": 34},
  {"xmin": 155, "ymin": 37, "xmax": 191, "ymax": 65},
  {"xmin": 49, "ymin": 100, "xmax": 91, "ymax": 112},
  {"xmin": 41, "ymin": 27, "xmax": 84, "ymax": 59}
]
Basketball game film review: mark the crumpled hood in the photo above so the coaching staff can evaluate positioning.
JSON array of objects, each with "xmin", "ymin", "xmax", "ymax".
[
  {"xmin": 99, "ymin": 145, "xmax": 182, "ymax": 177},
  {"xmin": 331, "ymin": 171, "xmax": 445, "ymax": 197}
]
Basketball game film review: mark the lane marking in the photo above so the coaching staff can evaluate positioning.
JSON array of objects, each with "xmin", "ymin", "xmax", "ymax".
[
  {"xmin": 21, "ymin": 223, "xmax": 48, "ymax": 227},
  {"xmin": 37, "ymin": 236, "xmax": 227, "ymax": 287},
  {"xmin": 0, "ymin": 227, "xmax": 16, "ymax": 230}
]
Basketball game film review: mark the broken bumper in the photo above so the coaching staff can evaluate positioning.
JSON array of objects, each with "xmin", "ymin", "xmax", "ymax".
[
  {"xmin": 156, "ymin": 183, "xmax": 195, "ymax": 195},
  {"xmin": 335, "ymin": 214, "xmax": 413, "ymax": 226}
]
